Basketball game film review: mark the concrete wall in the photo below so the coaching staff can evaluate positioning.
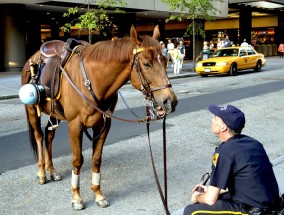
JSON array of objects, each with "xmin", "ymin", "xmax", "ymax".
[{"xmin": 55, "ymin": 0, "xmax": 228, "ymax": 18}]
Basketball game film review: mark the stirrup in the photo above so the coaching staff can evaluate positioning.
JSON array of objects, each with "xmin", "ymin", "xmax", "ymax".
[{"xmin": 48, "ymin": 114, "xmax": 59, "ymax": 130}]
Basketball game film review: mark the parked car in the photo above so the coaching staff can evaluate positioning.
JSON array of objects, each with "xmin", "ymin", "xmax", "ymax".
[{"xmin": 195, "ymin": 46, "xmax": 266, "ymax": 77}]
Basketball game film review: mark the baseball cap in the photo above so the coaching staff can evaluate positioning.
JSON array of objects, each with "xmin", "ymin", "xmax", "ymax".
[{"xmin": 208, "ymin": 104, "xmax": 245, "ymax": 132}]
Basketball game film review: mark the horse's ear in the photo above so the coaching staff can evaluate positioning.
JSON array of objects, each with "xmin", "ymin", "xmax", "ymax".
[
  {"xmin": 152, "ymin": 25, "xmax": 160, "ymax": 41},
  {"xmin": 130, "ymin": 25, "xmax": 142, "ymax": 45}
]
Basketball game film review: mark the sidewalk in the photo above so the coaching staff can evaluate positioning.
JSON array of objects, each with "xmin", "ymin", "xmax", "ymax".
[{"xmin": 0, "ymin": 60, "xmax": 196, "ymax": 101}]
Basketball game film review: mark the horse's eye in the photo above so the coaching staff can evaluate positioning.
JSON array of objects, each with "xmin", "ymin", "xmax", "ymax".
[{"xmin": 143, "ymin": 62, "xmax": 151, "ymax": 69}]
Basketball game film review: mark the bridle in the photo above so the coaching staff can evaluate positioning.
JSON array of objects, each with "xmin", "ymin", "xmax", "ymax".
[{"xmin": 130, "ymin": 46, "xmax": 172, "ymax": 118}]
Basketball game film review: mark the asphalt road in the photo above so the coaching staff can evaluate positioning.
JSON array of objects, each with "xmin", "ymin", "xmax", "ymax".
[
  {"xmin": 1, "ymin": 79, "xmax": 284, "ymax": 174},
  {"xmin": 1, "ymin": 59, "xmax": 284, "ymax": 215}
]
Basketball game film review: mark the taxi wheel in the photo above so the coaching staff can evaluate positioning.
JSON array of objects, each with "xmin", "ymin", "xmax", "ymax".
[
  {"xmin": 254, "ymin": 60, "xmax": 262, "ymax": 72},
  {"xmin": 229, "ymin": 63, "xmax": 237, "ymax": 76}
]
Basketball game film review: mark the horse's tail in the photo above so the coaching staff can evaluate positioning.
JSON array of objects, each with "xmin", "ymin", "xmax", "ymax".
[{"xmin": 24, "ymin": 106, "xmax": 39, "ymax": 158}]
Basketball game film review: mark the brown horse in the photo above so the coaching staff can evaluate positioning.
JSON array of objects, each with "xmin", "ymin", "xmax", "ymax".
[{"xmin": 21, "ymin": 25, "xmax": 177, "ymax": 210}]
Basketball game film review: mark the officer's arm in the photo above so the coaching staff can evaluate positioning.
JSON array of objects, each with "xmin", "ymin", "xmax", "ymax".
[{"xmin": 192, "ymin": 185, "xmax": 220, "ymax": 205}]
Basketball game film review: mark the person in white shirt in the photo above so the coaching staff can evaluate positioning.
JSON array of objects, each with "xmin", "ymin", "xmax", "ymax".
[
  {"xmin": 217, "ymin": 39, "xmax": 224, "ymax": 50},
  {"xmin": 240, "ymin": 39, "xmax": 251, "ymax": 47},
  {"xmin": 167, "ymin": 39, "xmax": 174, "ymax": 67}
]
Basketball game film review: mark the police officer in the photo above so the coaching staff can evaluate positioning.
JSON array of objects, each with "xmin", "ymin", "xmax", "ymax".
[{"xmin": 183, "ymin": 104, "xmax": 281, "ymax": 215}]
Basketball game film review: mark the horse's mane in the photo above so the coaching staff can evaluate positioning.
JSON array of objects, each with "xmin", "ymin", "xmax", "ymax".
[{"xmin": 80, "ymin": 35, "xmax": 160, "ymax": 63}]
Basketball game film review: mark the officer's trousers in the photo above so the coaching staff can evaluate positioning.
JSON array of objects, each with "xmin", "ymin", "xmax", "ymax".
[{"xmin": 183, "ymin": 199, "xmax": 247, "ymax": 215}]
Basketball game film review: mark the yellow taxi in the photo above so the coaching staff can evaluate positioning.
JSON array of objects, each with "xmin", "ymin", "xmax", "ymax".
[{"xmin": 195, "ymin": 46, "xmax": 266, "ymax": 77}]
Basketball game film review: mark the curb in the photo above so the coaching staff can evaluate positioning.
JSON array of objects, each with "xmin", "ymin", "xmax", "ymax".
[{"xmin": 0, "ymin": 73, "xmax": 198, "ymax": 101}]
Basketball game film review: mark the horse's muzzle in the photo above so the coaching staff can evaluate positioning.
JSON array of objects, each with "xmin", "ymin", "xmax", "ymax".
[{"xmin": 153, "ymin": 96, "xmax": 178, "ymax": 118}]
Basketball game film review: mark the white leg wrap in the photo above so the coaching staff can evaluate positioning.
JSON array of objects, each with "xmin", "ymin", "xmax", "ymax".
[
  {"xmin": 71, "ymin": 170, "xmax": 80, "ymax": 188},
  {"xmin": 92, "ymin": 172, "xmax": 101, "ymax": 186}
]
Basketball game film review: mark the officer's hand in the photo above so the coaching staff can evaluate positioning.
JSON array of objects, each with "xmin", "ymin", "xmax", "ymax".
[
  {"xmin": 193, "ymin": 184, "xmax": 207, "ymax": 193},
  {"xmin": 191, "ymin": 184, "xmax": 207, "ymax": 203},
  {"xmin": 191, "ymin": 190, "xmax": 202, "ymax": 203}
]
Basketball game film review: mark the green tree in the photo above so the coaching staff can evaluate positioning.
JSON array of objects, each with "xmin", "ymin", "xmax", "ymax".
[
  {"xmin": 62, "ymin": 0, "xmax": 126, "ymax": 43},
  {"xmin": 161, "ymin": 0, "xmax": 224, "ymax": 69}
]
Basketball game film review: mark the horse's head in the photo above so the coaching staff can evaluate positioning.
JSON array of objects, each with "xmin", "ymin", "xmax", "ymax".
[{"xmin": 130, "ymin": 25, "xmax": 178, "ymax": 118}]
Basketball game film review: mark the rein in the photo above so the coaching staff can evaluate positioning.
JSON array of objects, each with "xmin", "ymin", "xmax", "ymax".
[{"xmin": 146, "ymin": 108, "xmax": 171, "ymax": 215}]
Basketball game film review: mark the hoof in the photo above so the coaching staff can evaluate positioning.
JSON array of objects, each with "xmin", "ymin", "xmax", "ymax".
[
  {"xmin": 96, "ymin": 198, "xmax": 110, "ymax": 208},
  {"xmin": 37, "ymin": 176, "xmax": 47, "ymax": 185},
  {"xmin": 72, "ymin": 199, "xmax": 85, "ymax": 210},
  {"xmin": 50, "ymin": 172, "xmax": 62, "ymax": 181}
]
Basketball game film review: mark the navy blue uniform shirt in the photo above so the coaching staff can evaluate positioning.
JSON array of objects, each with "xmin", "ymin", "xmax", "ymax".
[{"xmin": 210, "ymin": 134, "xmax": 280, "ymax": 209}]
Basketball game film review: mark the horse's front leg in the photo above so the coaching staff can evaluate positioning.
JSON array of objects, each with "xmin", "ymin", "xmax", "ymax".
[
  {"xmin": 44, "ymin": 117, "xmax": 62, "ymax": 181},
  {"xmin": 91, "ymin": 120, "xmax": 111, "ymax": 208},
  {"xmin": 68, "ymin": 119, "xmax": 85, "ymax": 210}
]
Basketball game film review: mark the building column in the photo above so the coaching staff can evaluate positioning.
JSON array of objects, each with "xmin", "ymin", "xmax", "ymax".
[
  {"xmin": 25, "ymin": 20, "xmax": 42, "ymax": 59},
  {"xmin": 157, "ymin": 20, "xmax": 166, "ymax": 42},
  {"xmin": 51, "ymin": 22, "xmax": 60, "ymax": 39},
  {"xmin": 275, "ymin": 13, "xmax": 284, "ymax": 46},
  {"xmin": 239, "ymin": 7, "xmax": 252, "ymax": 45},
  {"xmin": 116, "ymin": 13, "xmax": 136, "ymax": 37},
  {"xmin": 0, "ymin": 4, "xmax": 26, "ymax": 72}
]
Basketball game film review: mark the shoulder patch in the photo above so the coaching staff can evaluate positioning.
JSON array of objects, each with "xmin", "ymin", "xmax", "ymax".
[{"xmin": 212, "ymin": 153, "xmax": 219, "ymax": 167}]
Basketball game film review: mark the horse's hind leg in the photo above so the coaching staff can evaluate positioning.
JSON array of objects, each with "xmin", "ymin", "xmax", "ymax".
[
  {"xmin": 44, "ymin": 117, "xmax": 62, "ymax": 181},
  {"xmin": 25, "ymin": 105, "xmax": 46, "ymax": 184},
  {"xmin": 91, "ymin": 119, "xmax": 112, "ymax": 208}
]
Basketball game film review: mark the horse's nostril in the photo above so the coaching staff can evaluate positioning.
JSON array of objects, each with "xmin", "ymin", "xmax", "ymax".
[{"xmin": 164, "ymin": 99, "xmax": 172, "ymax": 110}]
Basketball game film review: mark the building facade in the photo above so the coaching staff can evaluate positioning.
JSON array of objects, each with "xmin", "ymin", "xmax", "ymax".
[{"xmin": 0, "ymin": 0, "xmax": 284, "ymax": 72}]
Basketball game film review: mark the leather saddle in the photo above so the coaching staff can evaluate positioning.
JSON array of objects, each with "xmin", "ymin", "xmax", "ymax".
[
  {"xmin": 40, "ymin": 40, "xmax": 65, "ymax": 58},
  {"xmin": 37, "ymin": 38, "xmax": 88, "ymax": 100}
]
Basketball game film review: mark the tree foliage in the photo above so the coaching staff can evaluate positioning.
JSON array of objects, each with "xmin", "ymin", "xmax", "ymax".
[
  {"xmin": 161, "ymin": 0, "xmax": 224, "ymax": 38},
  {"xmin": 61, "ymin": 0, "xmax": 126, "ymax": 42},
  {"xmin": 161, "ymin": 0, "xmax": 224, "ymax": 69}
]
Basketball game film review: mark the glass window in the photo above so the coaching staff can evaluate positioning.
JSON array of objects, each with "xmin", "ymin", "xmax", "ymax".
[
  {"xmin": 247, "ymin": 48, "xmax": 255, "ymax": 55},
  {"xmin": 240, "ymin": 49, "xmax": 246, "ymax": 56}
]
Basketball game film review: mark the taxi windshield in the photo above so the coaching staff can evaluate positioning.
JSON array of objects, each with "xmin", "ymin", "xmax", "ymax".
[{"xmin": 212, "ymin": 49, "xmax": 239, "ymax": 57}]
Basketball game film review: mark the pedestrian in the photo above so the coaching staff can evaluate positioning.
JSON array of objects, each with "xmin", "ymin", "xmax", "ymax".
[
  {"xmin": 240, "ymin": 39, "xmax": 252, "ymax": 48},
  {"xmin": 223, "ymin": 35, "xmax": 231, "ymax": 47},
  {"xmin": 278, "ymin": 42, "xmax": 284, "ymax": 58},
  {"xmin": 183, "ymin": 104, "xmax": 282, "ymax": 215},
  {"xmin": 203, "ymin": 41, "xmax": 209, "ymax": 50},
  {"xmin": 209, "ymin": 40, "xmax": 215, "ymax": 52},
  {"xmin": 201, "ymin": 41, "xmax": 211, "ymax": 60},
  {"xmin": 160, "ymin": 41, "xmax": 167, "ymax": 58},
  {"xmin": 167, "ymin": 39, "xmax": 175, "ymax": 67},
  {"xmin": 217, "ymin": 38, "xmax": 224, "ymax": 50},
  {"xmin": 171, "ymin": 46, "xmax": 181, "ymax": 74},
  {"xmin": 178, "ymin": 40, "xmax": 186, "ymax": 68},
  {"xmin": 240, "ymin": 39, "xmax": 249, "ymax": 47}
]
